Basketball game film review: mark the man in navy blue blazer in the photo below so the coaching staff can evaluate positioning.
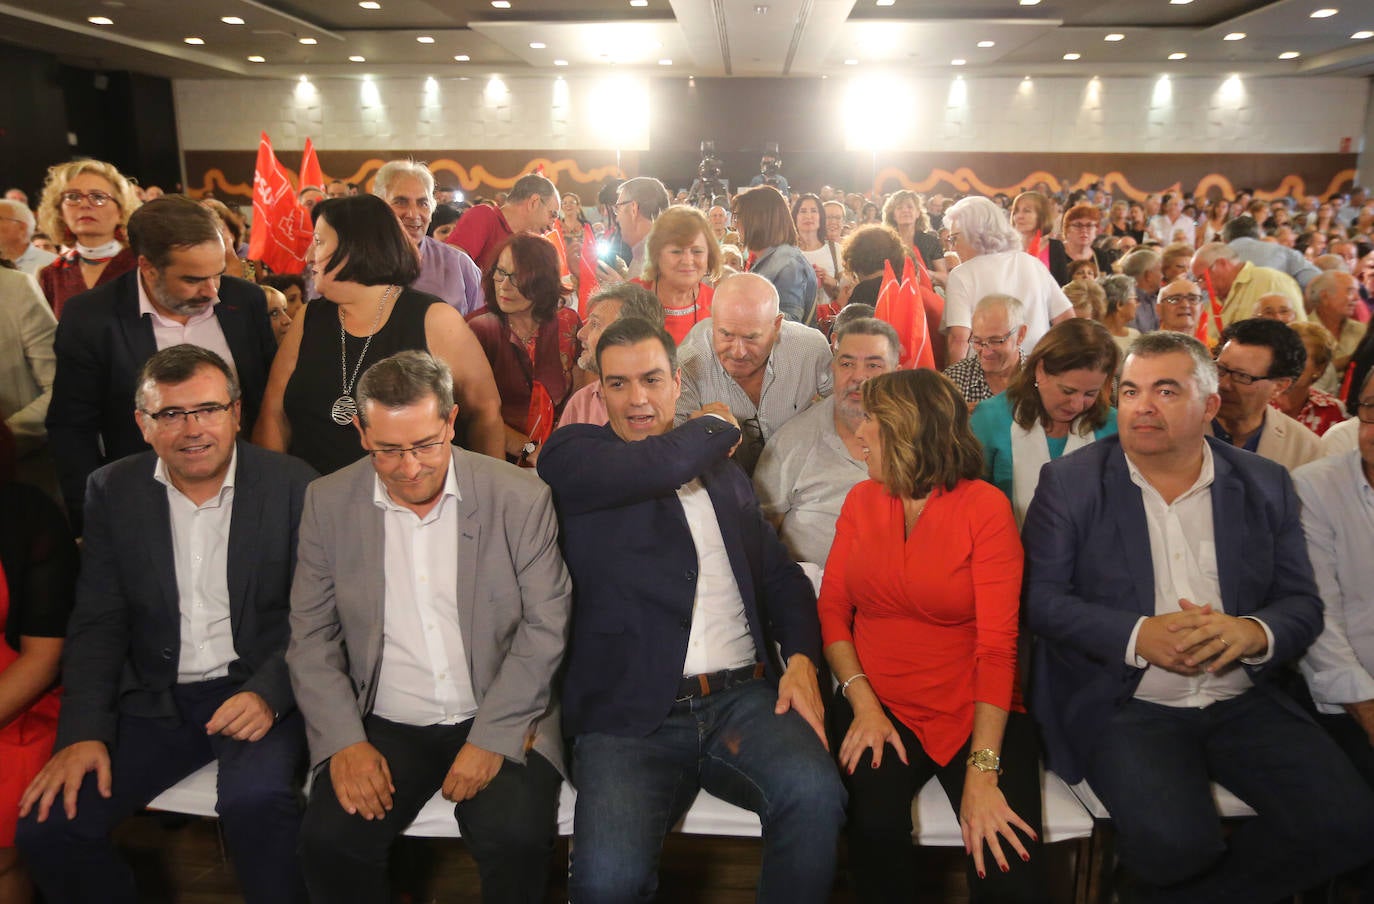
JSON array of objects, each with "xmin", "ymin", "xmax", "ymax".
[
  {"xmin": 538, "ymin": 318, "xmax": 844, "ymax": 904},
  {"xmin": 46, "ymin": 196, "xmax": 276, "ymax": 530},
  {"xmin": 1024, "ymin": 331, "xmax": 1374, "ymax": 902},
  {"xmin": 17, "ymin": 345, "xmax": 315, "ymax": 904}
]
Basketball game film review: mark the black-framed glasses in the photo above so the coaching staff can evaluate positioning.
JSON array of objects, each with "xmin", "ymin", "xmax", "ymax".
[
  {"xmin": 493, "ymin": 266, "xmax": 517, "ymax": 283},
  {"xmin": 1215, "ymin": 363, "xmax": 1270, "ymax": 386},
  {"xmin": 1066, "ymin": 221, "xmax": 1098, "ymax": 231},
  {"xmin": 970, "ymin": 330, "xmax": 1016, "ymax": 350},
  {"xmin": 141, "ymin": 402, "xmax": 234, "ymax": 426},
  {"xmin": 60, "ymin": 190, "xmax": 116, "ymax": 207},
  {"xmin": 367, "ymin": 440, "xmax": 449, "ymax": 462},
  {"xmin": 1356, "ymin": 401, "xmax": 1374, "ymax": 425},
  {"xmin": 944, "ymin": 232, "xmax": 962, "ymax": 248},
  {"xmin": 1160, "ymin": 293, "xmax": 1204, "ymax": 307}
]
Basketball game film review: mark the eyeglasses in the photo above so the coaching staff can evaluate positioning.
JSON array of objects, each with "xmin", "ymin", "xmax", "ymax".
[
  {"xmin": 60, "ymin": 190, "xmax": 116, "ymax": 207},
  {"xmin": 1066, "ymin": 221, "xmax": 1098, "ymax": 231},
  {"xmin": 493, "ymin": 266, "xmax": 517, "ymax": 283},
  {"xmin": 367, "ymin": 440, "xmax": 449, "ymax": 462},
  {"xmin": 612, "ymin": 200, "xmax": 635, "ymax": 212},
  {"xmin": 970, "ymin": 330, "xmax": 1017, "ymax": 350},
  {"xmin": 1160, "ymin": 293, "xmax": 1203, "ymax": 306},
  {"xmin": 1356, "ymin": 401, "xmax": 1374, "ymax": 425},
  {"xmin": 141, "ymin": 402, "xmax": 234, "ymax": 426},
  {"xmin": 1215, "ymin": 362, "xmax": 1270, "ymax": 386},
  {"xmin": 944, "ymin": 232, "xmax": 962, "ymax": 248}
]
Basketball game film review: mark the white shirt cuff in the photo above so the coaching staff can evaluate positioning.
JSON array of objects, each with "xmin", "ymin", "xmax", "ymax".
[
  {"xmin": 1125, "ymin": 616, "xmax": 1148, "ymax": 668},
  {"xmin": 1238, "ymin": 616, "xmax": 1275, "ymax": 665}
]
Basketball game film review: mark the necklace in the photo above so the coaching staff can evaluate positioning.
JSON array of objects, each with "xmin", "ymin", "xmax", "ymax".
[{"xmin": 332, "ymin": 285, "xmax": 398, "ymax": 425}]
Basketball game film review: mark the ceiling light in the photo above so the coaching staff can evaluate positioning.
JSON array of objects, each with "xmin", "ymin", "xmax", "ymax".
[
  {"xmin": 491, "ymin": 0, "xmax": 511, "ymax": 6},
  {"xmin": 247, "ymin": 55, "xmax": 265, "ymax": 62},
  {"xmin": 658, "ymin": 58, "xmax": 673, "ymax": 65},
  {"xmin": 454, "ymin": 54, "xmax": 470, "ymax": 61},
  {"xmin": 359, "ymin": 1, "xmax": 381, "ymax": 7},
  {"xmin": 977, "ymin": 40, "xmax": 995, "ymax": 47},
  {"xmin": 1104, "ymin": 33, "xmax": 1124, "ymax": 41},
  {"xmin": 1352, "ymin": 30, "xmax": 1373, "ymax": 39},
  {"xmin": 1224, "ymin": 32, "xmax": 1246, "ymax": 40},
  {"xmin": 630, "ymin": 0, "xmax": 649, "ymax": 5},
  {"xmin": 417, "ymin": 35, "xmax": 435, "ymax": 43},
  {"xmin": 876, "ymin": 0, "xmax": 895, "ymax": 5},
  {"xmin": 844, "ymin": 58, "xmax": 858, "ymax": 65},
  {"xmin": 554, "ymin": 59, "xmax": 568, "ymax": 65},
  {"xmin": 1168, "ymin": 51, "xmax": 1187, "ymax": 59},
  {"xmin": 1019, "ymin": 0, "xmax": 1040, "ymax": 5},
  {"xmin": 299, "ymin": 75, "xmax": 309, "ymax": 82},
  {"xmin": 220, "ymin": 16, "xmax": 244, "ymax": 25},
  {"xmin": 299, "ymin": 37, "xmax": 317, "ymax": 44},
  {"xmin": 349, "ymin": 55, "xmax": 366, "ymax": 62},
  {"xmin": 1168, "ymin": 0, "xmax": 1193, "ymax": 5},
  {"xmin": 1063, "ymin": 52, "xmax": 1081, "ymax": 60},
  {"xmin": 951, "ymin": 58, "xmax": 967, "ymax": 65},
  {"xmin": 88, "ymin": 15, "xmax": 114, "ymax": 24},
  {"xmin": 1279, "ymin": 50, "xmax": 1301, "ymax": 58},
  {"xmin": 184, "ymin": 36, "xmax": 205, "ymax": 44},
  {"xmin": 529, "ymin": 42, "xmax": 546, "ymax": 49},
  {"xmin": 1310, "ymin": 8, "xmax": 1337, "ymax": 17}
]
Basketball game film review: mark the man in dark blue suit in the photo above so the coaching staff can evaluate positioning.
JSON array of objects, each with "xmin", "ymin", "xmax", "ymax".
[
  {"xmin": 1024, "ymin": 331, "xmax": 1374, "ymax": 902},
  {"xmin": 46, "ymin": 195, "xmax": 276, "ymax": 530},
  {"xmin": 17, "ymin": 345, "xmax": 316, "ymax": 904},
  {"xmin": 538, "ymin": 318, "xmax": 844, "ymax": 904}
]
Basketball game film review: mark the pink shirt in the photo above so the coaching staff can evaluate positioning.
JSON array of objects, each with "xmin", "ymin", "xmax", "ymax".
[
  {"xmin": 555, "ymin": 381, "xmax": 607, "ymax": 430},
  {"xmin": 137, "ymin": 274, "xmax": 238, "ymax": 376}
]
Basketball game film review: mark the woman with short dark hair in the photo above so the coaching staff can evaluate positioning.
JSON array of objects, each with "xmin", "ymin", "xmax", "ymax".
[
  {"xmin": 820, "ymin": 369, "xmax": 1045, "ymax": 903},
  {"xmin": 254, "ymin": 194, "xmax": 505, "ymax": 472}
]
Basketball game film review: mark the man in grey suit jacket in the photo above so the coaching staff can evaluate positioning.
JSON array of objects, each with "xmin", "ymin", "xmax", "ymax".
[
  {"xmin": 288, "ymin": 350, "xmax": 571, "ymax": 903},
  {"xmin": 17, "ymin": 345, "xmax": 316, "ymax": 904}
]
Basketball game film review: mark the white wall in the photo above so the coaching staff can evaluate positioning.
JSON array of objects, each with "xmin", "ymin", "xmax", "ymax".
[{"xmin": 175, "ymin": 73, "xmax": 1368, "ymax": 156}]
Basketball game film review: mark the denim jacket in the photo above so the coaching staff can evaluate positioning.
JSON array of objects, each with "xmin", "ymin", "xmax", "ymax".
[{"xmin": 749, "ymin": 244, "xmax": 818, "ymax": 326}]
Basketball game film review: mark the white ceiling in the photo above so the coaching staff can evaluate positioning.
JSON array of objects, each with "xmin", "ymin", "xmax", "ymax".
[{"xmin": 2, "ymin": 0, "xmax": 1372, "ymax": 81}]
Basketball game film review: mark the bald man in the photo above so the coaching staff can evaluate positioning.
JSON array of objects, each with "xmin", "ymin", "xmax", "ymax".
[{"xmin": 675, "ymin": 273, "xmax": 832, "ymax": 475}]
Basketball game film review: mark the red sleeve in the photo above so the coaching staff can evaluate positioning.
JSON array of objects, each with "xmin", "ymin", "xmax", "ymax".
[
  {"xmin": 967, "ymin": 482, "xmax": 1024, "ymax": 710},
  {"xmin": 817, "ymin": 482, "xmax": 868, "ymax": 649},
  {"xmin": 446, "ymin": 206, "xmax": 493, "ymax": 262}
]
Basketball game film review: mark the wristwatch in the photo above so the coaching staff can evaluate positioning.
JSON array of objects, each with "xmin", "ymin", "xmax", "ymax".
[
  {"xmin": 966, "ymin": 748, "xmax": 1003, "ymax": 775},
  {"xmin": 519, "ymin": 440, "xmax": 537, "ymax": 461}
]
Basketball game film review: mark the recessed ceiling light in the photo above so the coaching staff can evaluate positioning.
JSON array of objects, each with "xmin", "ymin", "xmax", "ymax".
[
  {"xmin": 1224, "ymin": 32, "xmax": 1246, "ymax": 40},
  {"xmin": 529, "ymin": 42, "xmax": 546, "ymax": 49},
  {"xmin": 876, "ymin": 0, "xmax": 895, "ymax": 5},
  {"xmin": 1168, "ymin": 0, "xmax": 1192, "ymax": 5},
  {"xmin": 1019, "ymin": 0, "xmax": 1040, "ymax": 5},
  {"xmin": 247, "ymin": 55, "xmax": 266, "ymax": 62},
  {"xmin": 1311, "ymin": 8, "xmax": 1337, "ymax": 17},
  {"xmin": 951, "ymin": 58, "xmax": 967, "ymax": 65},
  {"xmin": 184, "ymin": 36, "xmax": 205, "ymax": 44},
  {"xmin": 454, "ymin": 54, "xmax": 470, "ymax": 61},
  {"xmin": 491, "ymin": 0, "xmax": 511, "ymax": 6},
  {"xmin": 658, "ymin": 58, "xmax": 673, "ymax": 65},
  {"xmin": 417, "ymin": 35, "xmax": 435, "ymax": 43},
  {"xmin": 977, "ymin": 40, "xmax": 995, "ymax": 47},
  {"xmin": 299, "ymin": 37, "xmax": 317, "ymax": 44},
  {"xmin": 349, "ymin": 55, "xmax": 366, "ymax": 62},
  {"xmin": 630, "ymin": 0, "xmax": 648, "ymax": 5},
  {"xmin": 88, "ymin": 15, "xmax": 113, "ymax": 25},
  {"xmin": 1063, "ymin": 52, "xmax": 1081, "ymax": 60},
  {"xmin": 221, "ymin": 16, "xmax": 244, "ymax": 25},
  {"xmin": 844, "ymin": 58, "xmax": 858, "ymax": 65},
  {"xmin": 1279, "ymin": 50, "xmax": 1301, "ymax": 58},
  {"xmin": 1353, "ymin": 30, "xmax": 1374, "ymax": 39},
  {"xmin": 1168, "ymin": 51, "xmax": 1187, "ymax": 59},
  {"xmin": 1104, "ymin": 33, "xmax": 1125, "ymax": 41},
  {"xmin": 554, "ymin": 59, "xmax": 568, "ymax": 65},
  {"xmin": 359, "ymin": 1, "xmax": 381, "ymax": 7}
]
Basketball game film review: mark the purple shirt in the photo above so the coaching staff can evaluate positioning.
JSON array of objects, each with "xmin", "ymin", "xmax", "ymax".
[{"xmin": 413, "ymin": 236, "xmax": 483, "ymax": 316}]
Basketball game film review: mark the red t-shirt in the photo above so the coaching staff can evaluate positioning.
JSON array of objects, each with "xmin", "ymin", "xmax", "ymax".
[
  {"xmin": 445, "ymin": 205, "xmax": 513, "ymax": 274},
  {"xmin": 818, "ymin": 478, "xmax": 1024, "ymax": 766},
  {"xmin": 630, "ymin": 278, "xmax": 714, "ymax": 344}
]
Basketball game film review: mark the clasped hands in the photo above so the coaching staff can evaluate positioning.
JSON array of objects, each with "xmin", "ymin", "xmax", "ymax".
[{"xmin": 1136, "ymin": 598, "xmax": 1268, "ymax": 676}]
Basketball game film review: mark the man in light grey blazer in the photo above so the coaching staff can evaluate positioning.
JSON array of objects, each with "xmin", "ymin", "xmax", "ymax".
[{"xmin": 287, "ymin": 350, "xmax": 571, "ymax": 904}]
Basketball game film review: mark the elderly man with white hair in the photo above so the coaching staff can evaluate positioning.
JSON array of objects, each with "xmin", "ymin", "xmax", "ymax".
[
  {"xmin": 0, "ymin": 199, "xmax": 57, "ymax": 277},
  {"xmin": 373, "ymin": 160, "xmax": 484, "ymax": 316},
  {"xmin": 940, "ymin": 196, "xmax": 1074, "ymax": 362},
  {"xmin": 942, "ymin": 293, "xmax": 1027, "ymax": 407}
]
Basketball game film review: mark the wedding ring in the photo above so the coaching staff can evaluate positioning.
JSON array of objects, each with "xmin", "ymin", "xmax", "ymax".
[{"xmin": 1217, "ymin": 636, "xmax": 1231, "ymax": 648}]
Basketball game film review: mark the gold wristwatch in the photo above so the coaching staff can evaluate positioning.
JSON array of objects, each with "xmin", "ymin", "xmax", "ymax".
[{"xmin": 966, "ymin": 748, "xmax": 1003, "ymax": 774}]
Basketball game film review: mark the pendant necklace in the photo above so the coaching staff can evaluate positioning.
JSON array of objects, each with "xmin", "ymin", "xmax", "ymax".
[{"xmin": 332, "ymin": 285, "xmax": 398, "ymax": 425}]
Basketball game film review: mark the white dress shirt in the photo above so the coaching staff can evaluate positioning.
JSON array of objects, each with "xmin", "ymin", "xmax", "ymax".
[
  {"xmin": 677, "ymin": 478, "xmax": 757, "ymax": 676},
  {"xmin": 370, "ymin": 465, "xmax": 479, "ymax": 726},
  {"xmin": 1123, "ymin": 443, "xmax": 1273, "ymax": 707},
  {"xmin": 156, "ymin": 447, "xmax": 237, "ymax": 683},
  {"xmin": 1294, "ymin": 451, "xmax": 1374, "ymax": 713},
  {"xmin": 137, "ymin": 273, "xmax": 237, "ymax": 375}
]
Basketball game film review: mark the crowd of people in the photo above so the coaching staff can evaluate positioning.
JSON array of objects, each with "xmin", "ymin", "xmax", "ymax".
[{"xmin": 2, "ymin": 153, "xmax": 1374, "ymax": 904}]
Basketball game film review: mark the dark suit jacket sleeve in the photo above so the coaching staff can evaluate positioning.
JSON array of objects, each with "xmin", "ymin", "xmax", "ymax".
[
  {"xmin": 45, "ymin": 305, "xmax": 110, "ymax": 520},
  {"xmin": 467, "ymin": 481, "xmax": 572, "ymax": 762},
  {"xmin": 1023, "ymin": 462, "xmax": 1143, "ymax": 656},
  {"xmin": 54, "ymin": 467, "xmax": 132, "ymax": 749},
  {"xmin": 220, "ymin": 278, "xmax": 277, "ymax": 435},
  {"xmin": 537, "ymin": 418, "xmax": 741, "ymax": 513},
  {"xmin": 750, "ymin": 486, "xmax": 823, "ymax": 667},
  {"xmin": 1244, "ymin": 470, "xmax": 1323, "ymax": 671}
]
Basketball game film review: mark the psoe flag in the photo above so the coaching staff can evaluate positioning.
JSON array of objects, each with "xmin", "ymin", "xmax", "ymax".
[{"xmin": 248, "ymin": 132, "xmax": 312, "ymax": 274}]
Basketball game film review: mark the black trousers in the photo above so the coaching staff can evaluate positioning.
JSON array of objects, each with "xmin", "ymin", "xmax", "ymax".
[
  {"xmin": 298, "ymin": 714, "xmax": 562, "ymax": 904},
  {"xmin": 828, "ymin": 692, "xmax": 1048, "ymax": 903}
]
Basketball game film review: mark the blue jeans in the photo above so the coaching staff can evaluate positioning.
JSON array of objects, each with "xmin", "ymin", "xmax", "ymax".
[
  {"xmin": 1086, "ymin": 689, "xmax": 1374, "ymax": 904},
  {"xmin": 568, "ymin": 678, "xmax": 845, "ymax": 904}
]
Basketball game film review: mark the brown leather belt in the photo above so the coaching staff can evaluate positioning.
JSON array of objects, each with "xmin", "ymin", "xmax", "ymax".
[{"xmin": 675, "ymin": 662, "xmax": 766, "ymax": 702}]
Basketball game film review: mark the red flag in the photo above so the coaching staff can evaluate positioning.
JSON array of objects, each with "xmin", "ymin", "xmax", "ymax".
[
  {"xmin": 877, "ymin": 257, "xmax": 936, "ymax": 370},
  {"xmin": 248, "ymin": 132, "xmax": 312, "ymax": 274},
  {"xmin": 577, "ymin": 230, "xmax": 601, "ymax": 314},
  {"xmin": 1200, "ymin": 270, "xmax": 1225, "ymax": 348},
  {"xmin": 546, "ymin": 216, "xmax": 570, "ymax": 280},
  {"xmin": 299, "ymin": 137, "xmax": 324, "ymax": 191},
  {"xmin": 874, "ymin": 259, "xmax": 899, "ymax": 315}
]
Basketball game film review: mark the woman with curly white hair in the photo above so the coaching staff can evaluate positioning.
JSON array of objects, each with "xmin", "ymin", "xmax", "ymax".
[{"xmin": 941, "ymin": 196, "xmax": 1074, "ymax": 362}]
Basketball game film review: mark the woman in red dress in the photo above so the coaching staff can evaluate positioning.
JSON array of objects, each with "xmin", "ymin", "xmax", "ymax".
[{"xmin": 820, "ymin": 369, "xmax": 1046, "ymax": 902}]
